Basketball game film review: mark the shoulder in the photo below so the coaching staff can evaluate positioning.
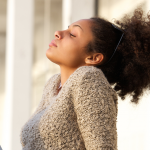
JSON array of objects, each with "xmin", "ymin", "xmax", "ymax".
[
  {"xmin": 74, "ymin": 66, "xmax": 111, "ymax": 88},
  {"xmin": 73, "ymin": 66, "xmax": 118, "ymax": 113},
  {"xmin": 73, "ymin": 65, "xmax": 116, "ymax": 100}
]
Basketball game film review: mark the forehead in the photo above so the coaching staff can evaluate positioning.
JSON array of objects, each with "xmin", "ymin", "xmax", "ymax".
[{"xmin": 71, "ymin": 19, "xmax": 92, "ymax": 29}]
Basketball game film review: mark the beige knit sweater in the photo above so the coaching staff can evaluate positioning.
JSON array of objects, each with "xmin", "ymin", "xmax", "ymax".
[{"xmin": 20, "ymin": 65, "xmax": 118, "ymax": 150}]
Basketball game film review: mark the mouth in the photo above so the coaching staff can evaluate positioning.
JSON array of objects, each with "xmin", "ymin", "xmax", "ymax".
[{"xmin": 49, "ymin": 40, "xmax": 57, "ymax": 47}]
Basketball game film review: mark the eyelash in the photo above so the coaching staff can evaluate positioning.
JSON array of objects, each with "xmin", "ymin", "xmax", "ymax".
[{"xmin": 70, "ymin": 33, "xmax": 75, "ymax": 37}]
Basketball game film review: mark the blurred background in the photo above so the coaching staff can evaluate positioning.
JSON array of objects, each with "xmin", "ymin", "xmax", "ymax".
[{"xmin": 0, "ymin": 0, "xmax": 150, "ymax": 150}]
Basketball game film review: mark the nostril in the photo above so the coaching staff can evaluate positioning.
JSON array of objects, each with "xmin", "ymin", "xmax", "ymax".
[
  {"xmin": 55, "ymin": 34, "xmax": 60, "ymax": 39},
  {"xmin": 54, "ymin": 31, "xmax": 62, "ymax": 39}
]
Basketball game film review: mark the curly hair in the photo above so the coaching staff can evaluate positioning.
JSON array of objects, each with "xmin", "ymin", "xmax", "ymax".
[{"xmin": 86, "ymin": 6, "xmax": 150, "ymax": 104}]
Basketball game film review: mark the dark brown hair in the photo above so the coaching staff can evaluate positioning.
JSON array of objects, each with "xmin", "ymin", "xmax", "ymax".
[{"xmin": 86, "ymin": 6, "xmax": 150, "ymax": 104}]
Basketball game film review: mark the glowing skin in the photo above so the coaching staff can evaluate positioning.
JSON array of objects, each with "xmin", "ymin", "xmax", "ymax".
[{"xmin": 46, "ymin": 19, "xmax": 104, "ymax": 87}]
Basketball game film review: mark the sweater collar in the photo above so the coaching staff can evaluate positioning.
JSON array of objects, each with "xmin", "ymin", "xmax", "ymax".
[{"xmin": 52, "ymin": 65, "xmax": 103, "ymax": 97}]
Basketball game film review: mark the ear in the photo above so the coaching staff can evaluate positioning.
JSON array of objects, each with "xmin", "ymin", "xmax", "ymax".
[{"xmin": 85, "ymin": 53, "xmax": 104, "ymax": 65}]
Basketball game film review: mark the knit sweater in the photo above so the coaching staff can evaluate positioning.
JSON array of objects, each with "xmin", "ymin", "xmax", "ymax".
[{"xmin": 20, "ymin": 65, "xmax": 118, "ymax": 150}]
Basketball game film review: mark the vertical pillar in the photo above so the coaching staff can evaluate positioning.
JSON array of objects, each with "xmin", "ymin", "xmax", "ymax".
[
  {"xmin": 43, "ymin": 0, "xmax": 53, "ymax": 80},
  {"xmin": 44, "ymin": 0, "xmax": 51, "ymax": 53},
  {"xmin": 2, "ymin": 0, "xmax": 34, "ymax": 150},
  {"xmin": 71, "ymin": 0, "xmax": 95, "ymax": 22},
  {"xmin": 62, "ymin": 0, "xmax": 72, "ymax": 30},
  {"xmin": 62, "ymin": 0, "xmax": 95, "ymax": 30}
]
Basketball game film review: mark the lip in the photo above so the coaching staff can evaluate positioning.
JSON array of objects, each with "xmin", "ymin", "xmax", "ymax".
[{"xmin": 49, "ymin": 40, "xmax": 57, "ymax": 47}]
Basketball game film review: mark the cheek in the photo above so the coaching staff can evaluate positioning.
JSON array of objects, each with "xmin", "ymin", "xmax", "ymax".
[
  {"xmin": 59, "ymin": 42, "xmax": 84, "ymax": 64},
  {"xmin": 62, "ymin": 47, "xmax": 79, "ymax": 62},
  {"xmin": 60, "ymin": 40, "xmax": 79, "ymax": 57}
]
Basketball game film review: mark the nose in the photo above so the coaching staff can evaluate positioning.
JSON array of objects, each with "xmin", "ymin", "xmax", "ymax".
[{"xmin": 55, "ymin": 31, "xmax": 62, "ymax": 40}]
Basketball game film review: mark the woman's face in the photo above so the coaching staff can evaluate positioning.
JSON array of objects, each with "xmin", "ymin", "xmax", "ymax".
[{"xmin": 46, "ymin": 19, "xmax": 94, "ymax": 68}]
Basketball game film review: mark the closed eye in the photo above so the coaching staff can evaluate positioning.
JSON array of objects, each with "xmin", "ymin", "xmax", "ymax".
[{"xmin": 70, "ymin": 33, "xmax": 76, "ymax": 37}]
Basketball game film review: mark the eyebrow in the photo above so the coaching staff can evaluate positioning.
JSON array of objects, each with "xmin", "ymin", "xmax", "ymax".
[{"xmin": 68, "ymin": 24, "xmax": 84, "ymax": 32}]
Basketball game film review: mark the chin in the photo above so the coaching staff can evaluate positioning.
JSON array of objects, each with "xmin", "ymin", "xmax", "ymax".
[
  {"xmin": 46, "ymin": 50, "xmax": 53, "ymax": 60},
  {"xmin": 46, "ymin": 49, "xmax": 54, "ymax": 60},
  {"xmin": 46, "ymin": 53, "xmax": 59, "ymax": 65},
  {"xmin": 46, "ymin": 54, "xmax": 54, "ymax": 62}
]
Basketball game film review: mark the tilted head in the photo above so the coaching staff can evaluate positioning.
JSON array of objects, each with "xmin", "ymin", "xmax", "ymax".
[{"xmin": 46, "ymin": 6, "xmax": 150, "ymax": 104}]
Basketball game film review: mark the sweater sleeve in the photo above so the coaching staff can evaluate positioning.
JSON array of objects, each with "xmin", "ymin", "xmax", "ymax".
[{"xmin": 73, "ymin": 71, "xmax": 118, "ymax": 150}]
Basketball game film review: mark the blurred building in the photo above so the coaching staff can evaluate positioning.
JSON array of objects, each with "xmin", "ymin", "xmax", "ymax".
[{"xmin": 0, "ymin": 0, "xmax": 150, "ymax": 150}]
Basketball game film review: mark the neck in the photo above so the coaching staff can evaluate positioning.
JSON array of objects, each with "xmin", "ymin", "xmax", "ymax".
[{"xmin": 59, "ymin": 66, "xmax": 81, "ymax": 87}]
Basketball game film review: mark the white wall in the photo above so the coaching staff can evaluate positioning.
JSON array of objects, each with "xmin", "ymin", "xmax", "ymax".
[{"xmin": 98, "ymin": 0, "xmax": 147, "ymax": 21}]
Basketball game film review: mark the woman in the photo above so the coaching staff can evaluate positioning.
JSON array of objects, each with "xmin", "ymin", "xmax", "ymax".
[{"xmin": 20, "ymin": 7, "xmax": 150, "ymax": 150}]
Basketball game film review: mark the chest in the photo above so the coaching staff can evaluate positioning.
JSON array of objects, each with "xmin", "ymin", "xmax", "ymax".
[{"xmin": 20, "ymin": 91, "xmax": 77, "ymax": 147}]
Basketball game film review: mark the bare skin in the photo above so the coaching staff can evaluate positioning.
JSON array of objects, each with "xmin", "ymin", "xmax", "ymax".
[{"xmin": 46, "ymin": 19, "xmax": 104, "ymax": 88}]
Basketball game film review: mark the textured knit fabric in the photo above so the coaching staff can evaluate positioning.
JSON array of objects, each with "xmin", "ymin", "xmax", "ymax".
[{"xmin": 20, "ymin": 65, "xmax": 118, "ymax": 150}]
